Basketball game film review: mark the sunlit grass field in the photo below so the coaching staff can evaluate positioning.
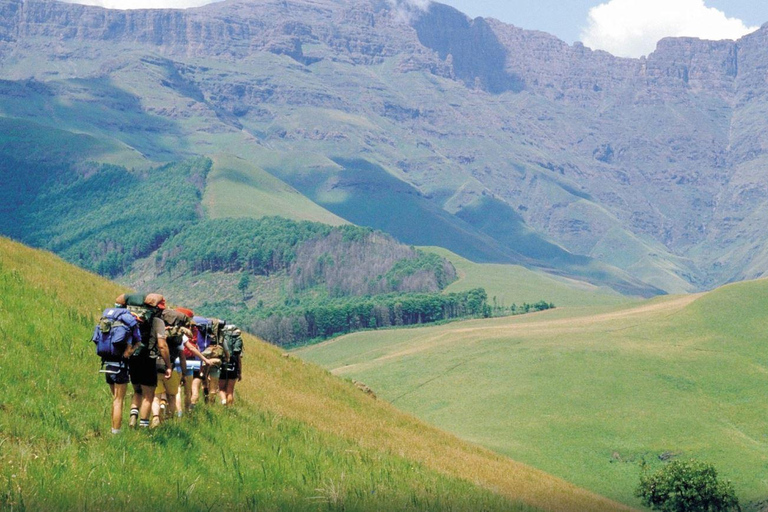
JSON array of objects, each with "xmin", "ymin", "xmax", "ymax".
[
  {"xmin": 0, "ymin": 237, "xmax": 630, "ymax": 511},
  {"xmin": 203, "ymin": 153, "xmax": 346, "ymax": 225},
  {"xmin": 425, "ymin": 247, "xmax": 634, "ymax": 308},
  {"xmin": 297, "ymin": 285, "xmax": 768, "ymax": 508}
]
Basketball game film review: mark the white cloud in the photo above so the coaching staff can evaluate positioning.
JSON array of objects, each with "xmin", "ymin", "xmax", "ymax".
[
  {"xmin": 581, "ymin": 0, "xmax": 759, "ymax": 58},
  {"xmin": 57, "ymin": 0, "xmax": 224, "ymax": 9},
  {"xmin": 386, "ymin": 0, "xmax": 432, "ymax": 24}
]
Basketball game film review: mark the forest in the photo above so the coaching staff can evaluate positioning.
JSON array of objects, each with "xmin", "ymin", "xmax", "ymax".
[{"xmin": 0, "ymin": 151, "xmax": 554, "ymax": 346}]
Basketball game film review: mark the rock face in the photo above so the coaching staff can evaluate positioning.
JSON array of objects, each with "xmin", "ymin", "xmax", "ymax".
[{"xmin": 2, "ymin": 0, "xmax": 768, "ymax": 292}]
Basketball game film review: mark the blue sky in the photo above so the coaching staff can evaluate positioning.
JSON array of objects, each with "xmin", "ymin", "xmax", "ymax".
[
  {"xmin": 438, "ymin": 0, "xmax": 768, "ymax": 56},
  {"xmin": 58, "ymin": 0, "xmax": 768, "ymax": 58},
  {"xmin": 439, "ymin": 0, "xmax": 768, "ymax": 42}
]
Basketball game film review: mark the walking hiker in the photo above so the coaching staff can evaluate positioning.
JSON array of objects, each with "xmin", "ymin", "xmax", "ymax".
[
  {"xmin": 116, "ymin": 293, "xmax": 172, "ymax": 429},
  {"xmin": 201, "ymin": 318, "xmax": 229, "ymax": 403},
  {"xmin": 150, "ymin": 308, "xmax": 190, "ymax": 426},
  {"xmin": 219, "ymin": 324, "xmax": 243, "ymax": 405},
  {"xmin": 189, "ymin": 317, "xmax": 229, "ymax": 406},
  {"xmin": 174, "ymin": 308, "xmax": 212, "ymax": 412},
  {"xmin": 91, "ymin": 307, "xmax": 142, "ymax": 434}
]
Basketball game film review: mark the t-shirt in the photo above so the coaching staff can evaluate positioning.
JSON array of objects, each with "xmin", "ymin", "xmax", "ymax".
[
  {"xmin": 148, "ymin": 317, "xmax": 167, "ymax": 357},
  {"xmin": 136, "ymin": 316, "xmax": 166, "ymax": 357}
]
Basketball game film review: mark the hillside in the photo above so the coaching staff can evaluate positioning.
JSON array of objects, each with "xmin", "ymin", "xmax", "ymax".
[
  {"xmin": 7, "ymin": 0, "xmax": 768, "ymax": 293},
  {"xmin": 0, "ymin": 236, "xmax": 632, "ymax": 511},
  {"xmin": 297, "ymin": 282, "xmax": 768, "ymax": 508},
  {"xmin": 425, "ymin": 246, "xmax": 634, "ymax": 308}
]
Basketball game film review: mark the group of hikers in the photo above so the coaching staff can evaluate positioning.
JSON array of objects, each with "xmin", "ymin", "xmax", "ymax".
[{"xmin": 91, "ymin": 293, "xmax": 244, "ymax": 433}]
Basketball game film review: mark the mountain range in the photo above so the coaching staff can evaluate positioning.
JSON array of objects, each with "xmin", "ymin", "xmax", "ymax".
[{"xmin": 2, "ymin": 0, "xmax": 768, "ymax": 295}]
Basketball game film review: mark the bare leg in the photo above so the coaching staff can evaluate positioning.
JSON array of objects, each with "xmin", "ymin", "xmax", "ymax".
[
  {"xmin": 166, "ymin": 393, "xmax": 176, "ymax": 418},
  {"xmin": 129, "ymin": 385, "xmax": 141, "ymax": 427},
  {"xmin": 109, "ymin": 383, "xmax": 127, "ymax": 430},
  {"xmin": 225, "ymin": 379, "xmax": 236, "ymax": 405},
  {"xmin": 218, "ymin": 378, "xmax": 228, "ymax": 405},
  {"xmin": 207, "ymin": 376, "xmax": 220, "ymax": 404},
  {"xmin": 177, "ymin": 380, "xmax": 187, "ymax": 415},
  {"xmin": 140, "ymin": 385, "xmax": 155, "ymax": 423},
  {"xmin": 191, "ymin": 377, "xmax": 203, "ymax": 406},
  {"xmin": 151, "ymin": 395, "xmax": 163, "ymax": 426}
]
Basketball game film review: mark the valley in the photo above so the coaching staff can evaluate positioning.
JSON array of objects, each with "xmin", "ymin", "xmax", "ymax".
[{"xmin": 297, "ymin": 284, "xmax": 768, "ymax": 506}]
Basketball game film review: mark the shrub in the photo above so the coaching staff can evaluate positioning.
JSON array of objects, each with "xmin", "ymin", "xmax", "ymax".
[{"xmin": 636, "ymin": 459, "xmax": 739, "ymax": 512}]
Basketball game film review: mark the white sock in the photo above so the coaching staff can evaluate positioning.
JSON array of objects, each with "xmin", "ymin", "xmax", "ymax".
[{"xmin": 111, "ymin": 428, "xmax": 121, "ymax": 435}]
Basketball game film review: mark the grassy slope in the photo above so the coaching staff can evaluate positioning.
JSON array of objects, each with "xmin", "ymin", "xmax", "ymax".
[
  {"xmin": 297, "ymin": 284, "xmax": 768, "ymax": 508},
  {"xmin": 203, "ymin": 153, "xmax": 347, "ymax": 225},
  {"xmin": 0, "ymin": 237, "xmax": 630, "ymax": 512},
  {"xmin": 425, "ymin": 247, "xmax": 633, "ymax": 308}
]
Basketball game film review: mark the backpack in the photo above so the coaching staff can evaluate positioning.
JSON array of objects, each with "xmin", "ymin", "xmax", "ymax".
[
  {"xmin": 161, "ymin": 309, "xmax": 191, "ymax": 362},
  {"xmin": 161, "ymin": 309, "xmax": 191, "ymax": 340},
  {"xmin": 224, "ymin": 325, "xmax": 244, "ymax": 354},
  {"xmin": 91, "ymin": 308, "xmax": 141, "ymax": 361},
  {"xmin": 193, "ymin": 316, "xmax": 214, "ymax": 352},
  {"xmin": 115, "ymin": 293, "xmax": 165, "ymax": 323}
]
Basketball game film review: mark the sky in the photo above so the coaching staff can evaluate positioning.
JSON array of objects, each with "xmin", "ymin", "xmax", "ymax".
[{"xmin": 58, "ymin": 0, "xmax": 768, "ymax": 58}]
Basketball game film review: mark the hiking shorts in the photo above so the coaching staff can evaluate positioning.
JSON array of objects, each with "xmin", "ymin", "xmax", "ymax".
[
  {"xmin": 129, "ymin": 355, "xmax": 158, "ymax": 388},
  {"xmin": 156, "ymin": 370, "xmax": 181, "ymax": 396},
  {"xmin": 220, "ymin": 358, "xmax": 240, "ymax": 381},
  {"xmin": 103, "ymin": 361, "xmax": 129, "ymax": 385},
  {"xmin": 185, "ymin": 359, "xmax": 201, "ymax": 378},
  {"xmin": 207, "ymin": 365, "xmax": 221, "ymax": 379}
]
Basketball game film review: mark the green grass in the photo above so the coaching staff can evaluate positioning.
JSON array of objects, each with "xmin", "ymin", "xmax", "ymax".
[
  {"xmin": 0, "ymin": 237, "xmax": 631, "ymax": 512},
  {"xmin": 296, "ymin": 284, "xmax": 768, "ymax": 509},
  {"xmin": 203, "ymin": 153, "xmax": 347, "ymax": 225},
  {"xmin": 425, "ymin": 246, "xmax": 633, "ymax": 308}
]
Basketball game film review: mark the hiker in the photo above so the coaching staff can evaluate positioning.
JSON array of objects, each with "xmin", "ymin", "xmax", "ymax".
[
  {"xmin": 190, "ymin": 317, "xmax": 229, "ymax": 406},
  {"xmin": 173, "ymin": 309, "xmax": 213, "ymax": 411},
  {"xmin": 91, "ymin": 307, "xmax": 142, "ymax": 434},
  {"xmin": 202, "ymin": 318, "xmax": 229, "ymax": 403},
  {"xmin": 150, "ymin": 308, "xmax": 191, "ymax": 426},
  {"xmin": 219, "ymin": 324, "xmax": 243, "ymax": 405},
  {"xmin": 116, "ymin": 293, "xmax": 172, "ymax": 429}
]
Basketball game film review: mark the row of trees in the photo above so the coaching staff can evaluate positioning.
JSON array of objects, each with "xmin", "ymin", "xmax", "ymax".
[{"xmin": 249, "ymin": 288, "xmax": 491, "ymax": 346}]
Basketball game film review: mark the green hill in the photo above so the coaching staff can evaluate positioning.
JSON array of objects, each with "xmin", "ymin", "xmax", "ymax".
[
  {"xmin": 267, "ymin": 157, "xmax": 661, "ymax": 298},
  {"xmin": 0, "ymin": 237, "xmax": 631, "ymax": 511},
  {"xmin": 296, "ymin": 282, "xmax": 768, "ymax": 508},
  {"xmin": 425, "ymin": 246, "xmax": 634, "ymax": 308},
  {"xmin": 203, "ymin": 153, "xmax": 347, "ymax": 225}
]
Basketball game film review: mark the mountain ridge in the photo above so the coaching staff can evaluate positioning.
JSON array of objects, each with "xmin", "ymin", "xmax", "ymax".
[{"xmin": 3, "ymin": 0, "xmax": 768, "ymax": 293}]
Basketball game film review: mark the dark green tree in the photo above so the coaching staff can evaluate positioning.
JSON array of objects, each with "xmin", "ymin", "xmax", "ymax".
[
  {"xmin": 636, "ymin": 459, "xmax": 739, "ymax": 512},
  {"xmin": 237, "ymin": 273, "xmax": 251, "ymax": 300}
]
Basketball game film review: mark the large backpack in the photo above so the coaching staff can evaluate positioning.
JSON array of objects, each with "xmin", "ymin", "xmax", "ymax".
[
  {"xmin": 193, "ymin": 316, "xmax": 214, "ymax": 352},
  {"xmin": 224, "ymin": 325, "xmax": 244, "ymax": 354},
  {"xmin": 161, "ymin": 309, "xmax": 191, "ymax": 361},
  {"xmin": 161, "ymin": 309, "xmax": 191, "ymax": 340},
  {"xmin": 115, "ymin": 293, "xmax": 165, "ymax": 323},
  {"xmin": 91, "ymin": 308, "xmax": 141, "ymax": 361}
]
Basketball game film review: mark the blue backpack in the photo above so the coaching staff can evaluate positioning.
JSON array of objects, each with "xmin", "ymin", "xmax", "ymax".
[
  {"xmin": 92, "ymin": 308, "xmax": 141, "ymax": 361},
  {"xmin": 193, "ymin": 316, "xmax": 214, "ymax": 352}
]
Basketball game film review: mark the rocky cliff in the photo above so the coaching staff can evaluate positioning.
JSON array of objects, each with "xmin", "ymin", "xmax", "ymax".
[{"xmin": 2, "ymin": 0, "xmax": 768, "ymax": 293}]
